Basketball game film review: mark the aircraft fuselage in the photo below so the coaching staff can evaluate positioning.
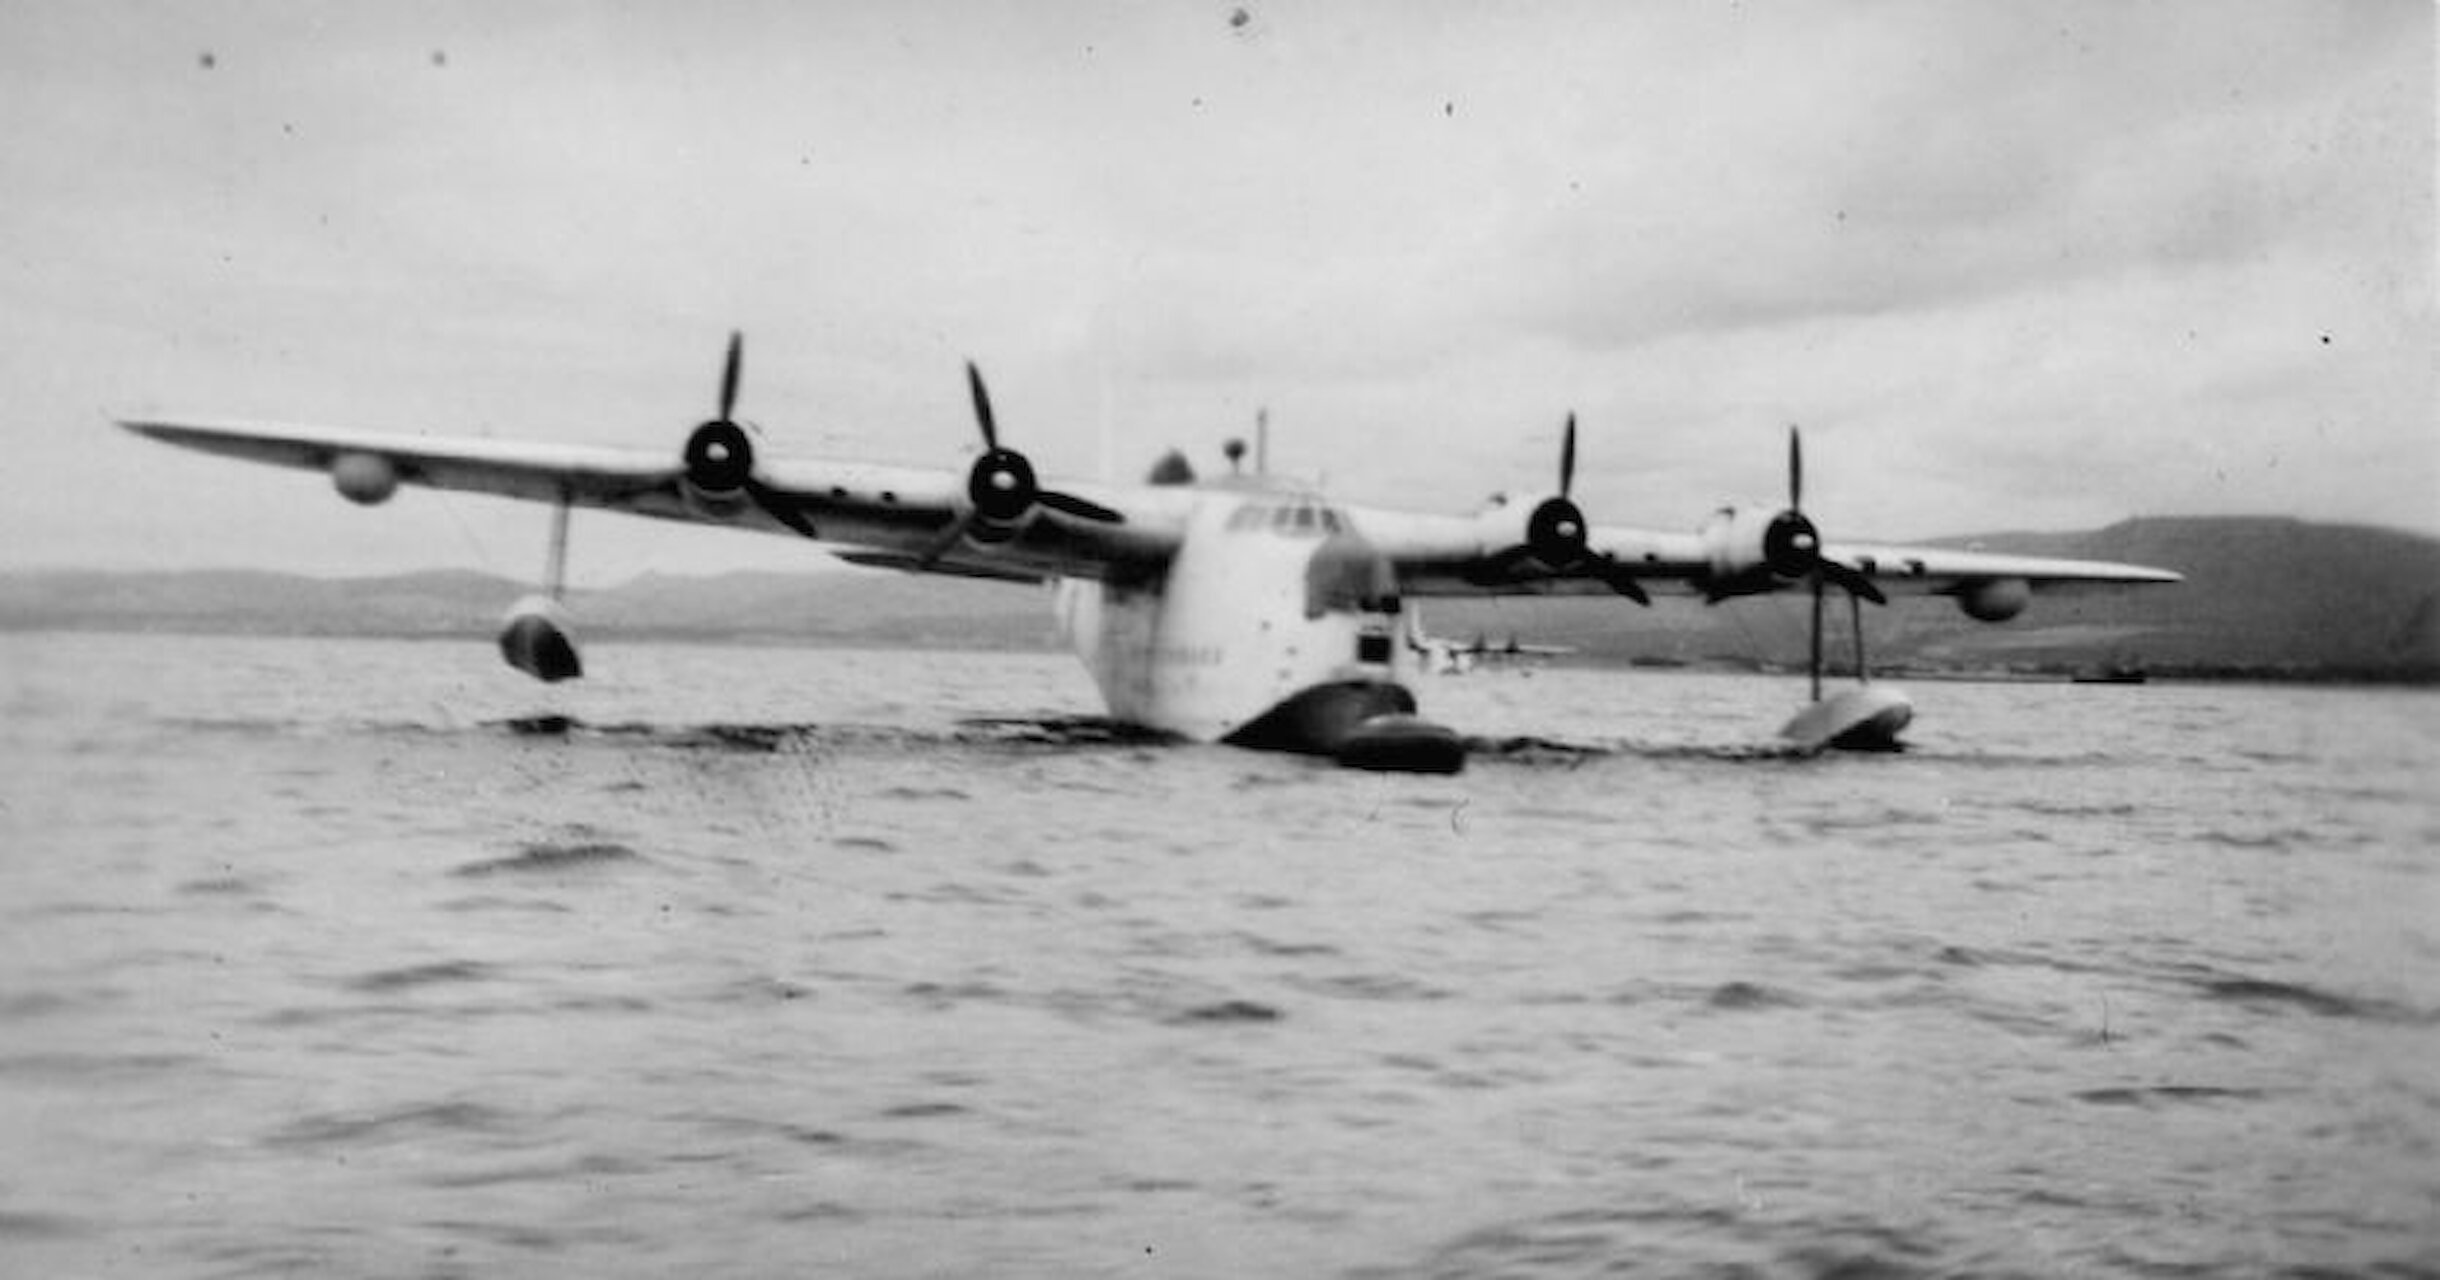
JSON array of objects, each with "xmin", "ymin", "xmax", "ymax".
[{"xmin": 1052, "ymin": 487, "xmax": 1420, "ymax": 752}]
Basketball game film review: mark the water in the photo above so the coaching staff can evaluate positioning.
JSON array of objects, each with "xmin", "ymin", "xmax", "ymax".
[{"xmin": 3, "ymin": 632, "xmax": 2435, "ymax": 1278}]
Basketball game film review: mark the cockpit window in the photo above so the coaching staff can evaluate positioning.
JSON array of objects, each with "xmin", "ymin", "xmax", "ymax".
[{"xmin": 1228, "ymin": 499, "xmax": 1344, "ymax": 537}]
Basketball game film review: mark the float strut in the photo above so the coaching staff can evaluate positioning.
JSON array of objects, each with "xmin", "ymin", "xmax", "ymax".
[
  {"xmin": 1808, "ymin": 578, "xmax": 1825, "ymax": 702},
  {"xmin": 497, "ymin": 489, "xmax": 582, "ymax": 682},
  {"xmin": 545, "ymin": 490, "xmax": 572, "ymax": 600},
  {"xmin": 1851, "ymin": 590, "xmax": 1868, "ymax": 684}
]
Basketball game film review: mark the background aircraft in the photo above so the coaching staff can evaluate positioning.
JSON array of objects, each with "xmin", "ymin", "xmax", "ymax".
[{"xmin": 122, "ymin": 334, "xmax": 2181, "ymax": 771}]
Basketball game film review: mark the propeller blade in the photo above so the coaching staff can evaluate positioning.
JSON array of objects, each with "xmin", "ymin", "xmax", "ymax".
[
  {"xmin": 1560, "ymin": 414, "xmax": 1577, "ymax": 498},
  {"xmin": 915, "ymin": 511, "xmax": 979, "ymax": 570},
  {"xmin": 965, "ymin": 361, "xmax": 999, "ymax": 451},
  {"xmin": 744, "ymin": 481, "xmax": 822, "ymax": 541},
  {"xmin": 719, "ymin": 331, "xmax": 743, "ymax": 422},
  {"xmin": 1037, "ymin": 489, "xmax": 1125, "ymax": 525},
  {"xmin": 1788, "ymin": 425, "xmax": 1804, "ymax": 512},
  {"xmin": 1820, "ymin": 560, "xmax": 1887, "ymax": 606},
  {"xmin": 1593, "ymin": 558, "xmax": 1650, "ymax": 605}
]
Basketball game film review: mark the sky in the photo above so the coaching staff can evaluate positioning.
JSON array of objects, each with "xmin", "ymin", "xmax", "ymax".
[{"xmin": 3, "ymin": 0, "xmax": 2431, "ymax": 583}]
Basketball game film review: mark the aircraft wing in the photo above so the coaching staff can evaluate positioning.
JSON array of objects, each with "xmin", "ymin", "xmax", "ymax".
[
  {"xmin": 1791, "ymin": 538, "xmax": 2186, "ymax": 598},
  {"xmin": 117, "ymin": 416, "xmax": 1190, "ymax": 583},
  {"xmin": 1357, "ymin": 506, "xmax": 2180, "ymax": 602}
]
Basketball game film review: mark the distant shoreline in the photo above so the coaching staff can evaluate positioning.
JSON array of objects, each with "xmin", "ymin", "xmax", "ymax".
[{"xmin": 7, "ymin": 622, "xmax": 2430, "ymax": 687}]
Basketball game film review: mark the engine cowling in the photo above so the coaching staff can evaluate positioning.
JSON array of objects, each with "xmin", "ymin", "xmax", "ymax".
[
  {"xmin": 681, "ymin": 419, "xmax": 757, "ymax": 515},
  {"xmin": 1523, "ymin": 493, "xmax": 1590, "ymax": 569},
  {"xmin": 1957, "ymin": 576, "xmax": 2031, "ymax": 622},
  {"xmin": 962, "ymin": 447, "xmax": 1040, "ymax": 542},
  {"xmin": 1701, "ymin": 506, "xmax": 1820, "ymax": 580}
]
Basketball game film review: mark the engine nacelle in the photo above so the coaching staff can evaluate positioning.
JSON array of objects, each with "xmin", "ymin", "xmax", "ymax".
[
  {"xmin": 331, "ymin": 451, "xmax": 399, "ymax": 505},
  {"xmin": 681, "ymin": 419, "xmax": 758, "ymax": 516},
  {"xmin": 1956, "ymin": 576, "xmax": 2031, "ymax": 622},
  {"xmin": 1701, "ymin": 507, "xmax": 1770, "ymax": 576},
  {"xmin": 962, "ymin": 447, "xmax": 1041, "ymax": 544},
  {"xmin": 1700, "ymin": 506, "xmax": 1818, "ymax": 580}
]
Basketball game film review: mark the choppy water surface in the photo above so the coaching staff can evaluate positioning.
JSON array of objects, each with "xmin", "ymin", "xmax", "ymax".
[{"xmin": 3, "ymin": 633, "xmax": 2435, "ymax": 1277}]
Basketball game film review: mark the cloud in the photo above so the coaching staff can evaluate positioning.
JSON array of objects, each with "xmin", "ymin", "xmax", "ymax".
[
  {"xmin": 1483, "ymin": 3, "xmax": 2424, "ymax": 349},
  {"xmin": 0, "ymin": 1, "xmax": 2430, "ymax": 581}
]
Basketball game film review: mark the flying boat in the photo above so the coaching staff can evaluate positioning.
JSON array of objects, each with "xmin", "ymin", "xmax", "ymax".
[
  {"xmin": 120, "ymin": 333, "xmax": 2181, "ymax": 772},
  {"xmin": 1405, "ymin": 613, "xmax": 1578, "ymax": 675}
]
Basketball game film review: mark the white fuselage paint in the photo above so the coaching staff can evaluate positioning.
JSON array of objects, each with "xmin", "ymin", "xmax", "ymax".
[{"xmin": 1050, "ymin": 489, "xmax": 1414, "ymax": 742}]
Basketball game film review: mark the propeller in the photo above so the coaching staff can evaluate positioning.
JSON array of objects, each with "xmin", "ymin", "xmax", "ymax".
[
  {"xmin": 682, "ymin": 331, "xmax": 756, "ymax": 492},
  {"xmin": 679, "ymin": 332, "xmax": 821, "ymax": 539},
  {"xmin": 920, "ymin": 361, "xmax": 1121, "ymax": 568},
  {"xmin": 1496, "ymin": 415, "xmax": 1647, "ymax": 603},
  {"xmin": 1772, "ymin": 427, "xmax": 1883, "ymax": 604}
]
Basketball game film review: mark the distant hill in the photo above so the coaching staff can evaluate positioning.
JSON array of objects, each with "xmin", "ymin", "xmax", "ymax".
[
  {"xmin": 4, "ymin": 516, "xmax": 2433, "ymax": 682},
  {"xmin": 0, "ymin": 566, "xmax": 1056, "ymax": 651}
]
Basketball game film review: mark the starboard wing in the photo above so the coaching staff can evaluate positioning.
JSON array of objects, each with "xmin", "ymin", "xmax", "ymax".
[{"xmin": 117, "ymin": 416, "xmax": 1187, "ymax": 583}]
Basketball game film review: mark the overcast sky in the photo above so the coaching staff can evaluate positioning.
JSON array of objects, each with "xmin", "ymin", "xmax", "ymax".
[{"xmin": 4, "ymin": 1, "xmax": 2430, "ymax": 582}]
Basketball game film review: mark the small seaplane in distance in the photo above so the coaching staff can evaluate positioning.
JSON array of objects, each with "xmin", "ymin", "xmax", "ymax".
[
  {"xmin": 1405, "ymin": 611, "xmax": 1576, "ymax": 676},
  {"xmin": 121, "ymin": 333, "xmax": 2181, "ymax": 772}
]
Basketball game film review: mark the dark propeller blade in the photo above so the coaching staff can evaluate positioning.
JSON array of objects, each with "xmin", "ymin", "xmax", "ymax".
[
  {"xmin": 719, "ymin": 331, "xmax": 743, "ymax": 423},
  {"xmin": 965, "ymin": 361, "xmax": 999, "ymax": 451},
  {"xmin": 1592, "ymin": 557, "xmax": 1651, "ymax": 605},
  {"xmin": 1560, "ymin": 413, "xmax": 1577, "ymax": 498},
  {"xmin": 1788, "ymin": 425, "xmax": 1804, "ymax": 512},
  {"xmin": 1820, "ymin": 560, "xmax": 1887, "ymax": 606},
  {"xmin": 916, "ymin": 511, "xmax": 980, "ymax": 570},
  {"xmin": 1037, "ymin": 490, "xmax": 1125, "ymax": 524}
]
